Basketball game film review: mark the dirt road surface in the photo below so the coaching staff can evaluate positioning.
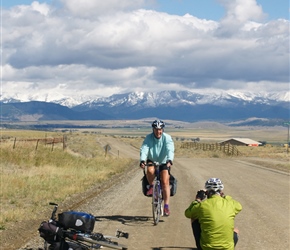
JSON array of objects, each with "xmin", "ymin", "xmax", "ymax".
[{"xmin": 18, "ymin": 137, "xmax": 289, "ymax": 250}]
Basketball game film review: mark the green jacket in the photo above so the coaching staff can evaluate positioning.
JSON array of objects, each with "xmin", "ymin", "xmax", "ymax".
[{"xmin": 185, "ymin": 195, "xmax": 242, "ymax": 250}]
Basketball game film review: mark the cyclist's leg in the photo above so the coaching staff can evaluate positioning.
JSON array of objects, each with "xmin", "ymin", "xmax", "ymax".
[
  {"xmin": 160, "ymin": 165, "xmax": 170, "ymax": 205},
  {"xmin": 146, "ymin": 160, "xmax": 155, "ymax": 185},
  {"xmin": 191, "ymin": 219, "xmax": 202, "ymax": 250}
]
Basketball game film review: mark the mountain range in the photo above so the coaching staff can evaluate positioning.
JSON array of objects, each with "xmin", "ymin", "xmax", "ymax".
[{"xmin": 1, "ymin": 90, "xmax": 289, "ymax": 126}]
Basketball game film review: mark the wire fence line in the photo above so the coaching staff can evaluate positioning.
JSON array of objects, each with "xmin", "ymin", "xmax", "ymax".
[
  {"xmin": 9, "ymin": 136, "xmax": 67, "ymax": 151},
  {"xmin": 181, "ymin": 142, "xmax": 241, "ymax": 156}
]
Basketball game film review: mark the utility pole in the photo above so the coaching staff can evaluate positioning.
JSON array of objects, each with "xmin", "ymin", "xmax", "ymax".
[{"xmin": 284, "ymin": 122, "xmax": 290, "ymax": 153}]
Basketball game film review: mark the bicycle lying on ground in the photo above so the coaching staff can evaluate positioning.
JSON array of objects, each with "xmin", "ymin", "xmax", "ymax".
[{"xmin": 38, "ymin": 202, "xmax": 129, "ymax": 250}]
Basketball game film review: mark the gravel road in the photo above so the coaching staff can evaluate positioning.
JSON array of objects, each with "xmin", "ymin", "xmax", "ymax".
[{"xmin": 18, "ymin": 137, "xmax": 289, "ymax": 250}]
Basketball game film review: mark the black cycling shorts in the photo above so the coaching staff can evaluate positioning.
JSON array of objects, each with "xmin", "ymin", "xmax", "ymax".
[
  {"xmin": 159, "ymin": 164, "xmax": 170, "ymax": 172},
  {"xmin": 146, "ymin": 160, "xmax": 170, "ymax": 172}
]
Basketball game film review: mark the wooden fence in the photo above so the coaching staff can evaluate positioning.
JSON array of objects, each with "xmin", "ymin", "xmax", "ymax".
[
  {"xmin": 181, "ymin": 142, "xmax": 240, "ymax": 156},
  {"xmin": 12, "ymin": 136, "xmax": 67, "ymax": 151}
]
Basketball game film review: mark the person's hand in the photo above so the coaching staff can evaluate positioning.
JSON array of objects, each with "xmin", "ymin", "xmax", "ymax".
[
  {"xmin": 166, "ymin": 160, "xmax": 173, "ymax": 168},
  {"xmin": 220, "ymin": 191, "xmax": 225, "ymax": 198},
  {"xmin": 139, "ymin": 161, "xmax": 145, "ymax": 169},
  {"xmin": 196, "ymin": 190, "xmax": 206, "ymax": 202}
]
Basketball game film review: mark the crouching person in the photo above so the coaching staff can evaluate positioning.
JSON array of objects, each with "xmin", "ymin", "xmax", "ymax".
[{"xmin": 184, "ymin": 178, "xmax": 242, "ymax": 250}]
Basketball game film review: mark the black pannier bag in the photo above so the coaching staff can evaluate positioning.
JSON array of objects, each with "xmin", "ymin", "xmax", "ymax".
[
  {"xmin": 142, "ymin": 174, "xmax": 150, "ymax": 196},
  {"xmin": 58, "ymin": 211, "xmax": 95, "ymax": 233},
  {"xmin": 38, "ymin": 221, "xmax": 70, "ymax": 250},
  {"xmin": 169, "ymin": 174, "xmax": 177, "ymax": 196},
  {"xmin": 38, "ymin": 221, "xmax": 61, "ymax": 244},
  {"xmin": 142, "ymin": 173, "xmax": 177, "ymax": 197}
]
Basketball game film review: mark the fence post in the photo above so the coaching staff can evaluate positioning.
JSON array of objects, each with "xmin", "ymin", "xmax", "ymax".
[
  {"xmin": 35, "ymin": 139, "xmax": 40, "ymax": 151},
  {"xmin": 13, "ymin": 137, "xmax": 16, "ymax": 149},
  {"xmin": 51, "ymin": 138, "xmax": 55, "ymax": 151},
  {"xmin": 63, "ymin": 135, "xmax": 66, "ymax": 150},
  {"xmin": 223, "ymin": 144, "xmax": 227, "ymax": 155}
]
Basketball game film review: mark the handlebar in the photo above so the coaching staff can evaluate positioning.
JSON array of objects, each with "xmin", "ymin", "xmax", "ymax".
[
  {"xmin": 145, "ymin": 161, "xmax": 170, "ymax": 168},
  {"xmin": 49, "ymin": 202, "xmax": 58, "ymax": 222},
  {"xmin": 146, "ymin": 161, "xmax": 160, "ymax": 167}
]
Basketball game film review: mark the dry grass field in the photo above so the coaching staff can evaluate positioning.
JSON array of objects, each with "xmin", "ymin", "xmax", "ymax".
[
  {"xmin": 0, "ymin": 122, "xmax": 289, "ymax": 244},
  {"xmin": 7, "ymin": 119, "xmax": 288, "ymax": 144},
  {"xmin": 0, "ymin": 130, "xmax": 133, "ymax": 231}
]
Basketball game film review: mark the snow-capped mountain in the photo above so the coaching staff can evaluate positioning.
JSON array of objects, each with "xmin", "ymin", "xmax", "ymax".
[
  {"xmin": 1, "ymin": 90, "xmax": 289, "ymax": 123},
  {"xmin": 1, "ymin": 90, "xmax": 289, "ymax": 107},
  {"xmin": 72, "ymin": 90, "xmax": 289, "ymax": 110},
  {"xmin": 0, "ymin": 92, "xmax": 96, "ymax": 108}
]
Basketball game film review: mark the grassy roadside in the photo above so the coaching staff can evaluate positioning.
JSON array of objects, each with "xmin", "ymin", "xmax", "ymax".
[{"xmin": 0, "ymin": 130, "xmax": 133, "ymax": 231}]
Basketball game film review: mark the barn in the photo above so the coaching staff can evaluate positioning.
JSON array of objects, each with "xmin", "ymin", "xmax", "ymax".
[{"xmin": 219, "ymin": 138, "xmax": 262, "ymax": 147}]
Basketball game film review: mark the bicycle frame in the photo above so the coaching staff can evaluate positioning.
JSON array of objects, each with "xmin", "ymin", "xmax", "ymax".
[
  {"xmin": 64, "ymin": 230, "xmax": 128, "ymax": 249},
  {"xmin": 149, "ymin": 162, "xmax": 164, "ymax": 225}
]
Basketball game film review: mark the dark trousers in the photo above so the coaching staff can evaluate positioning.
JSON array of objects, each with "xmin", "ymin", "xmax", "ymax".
[{"xmin": 191, "ymin": 220, "xmax": 238, "ymax": 250}]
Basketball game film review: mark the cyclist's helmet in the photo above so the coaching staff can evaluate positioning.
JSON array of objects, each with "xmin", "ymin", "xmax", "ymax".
[
  {"xmin": 205, "ymin": 178, "xmax": 224, "ymax": 192},
  {"xmin": 152, "ymin": 120, "xmax": 165, "ymax": 129}
]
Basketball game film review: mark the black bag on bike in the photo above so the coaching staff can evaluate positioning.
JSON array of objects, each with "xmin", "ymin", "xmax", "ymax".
[
  {"xmin": 141, "ymin": 174, "xmax": 150, "ymax": 196},
  {"xmin": 142, "ymin": 173, "xmax": 177, "ymax": 196},
  {"xmin": 58, "ymin": 211, "xmax": 95, "ymax": 233},
  {"xmin": 38, "ymin": 221, "xmax": 61, "ymax": 244},
  {"xmin": 169, "ymin": 174, "xmax": 177, "ymax": 196}
]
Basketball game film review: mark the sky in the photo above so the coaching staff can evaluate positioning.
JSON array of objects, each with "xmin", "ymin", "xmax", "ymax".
[{"xmin": 1, "ymin": 0, "xmax": 289, "ymax": 101}]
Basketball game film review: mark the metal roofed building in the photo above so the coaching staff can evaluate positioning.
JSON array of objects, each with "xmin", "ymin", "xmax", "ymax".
[{"xmin": 219, "ymin": 138, "xmax": 262, "ymax": 147}]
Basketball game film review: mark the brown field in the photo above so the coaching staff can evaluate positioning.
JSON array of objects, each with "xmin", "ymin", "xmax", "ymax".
[{"xmin": 5, "ymin": 119, "xmax": 288, "ymax": 144}]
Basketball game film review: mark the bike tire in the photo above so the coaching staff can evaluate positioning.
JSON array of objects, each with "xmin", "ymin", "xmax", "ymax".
[
  {"xmin": 95, "ymin": 240, "xmax": 127, "ymax": 250},
  {"xmin": 66, "ymin": 233, "xmax": 127, "ymax": 250},
  {"xmin": 152, "ymin": 181, "xmax": 161, "ymax": 225},
  {"xmin": 83, "ymin": 238, "xmax": 126, "ymax": 250}
]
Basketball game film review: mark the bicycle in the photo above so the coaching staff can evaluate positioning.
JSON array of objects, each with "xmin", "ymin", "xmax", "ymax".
[
  {"xmin": 146, "ymin": 162, "xmax": 164, "ymax": 225},
  {"xmin": 38, "ymin": 202, "xmax": 129, "ymax": 250}
]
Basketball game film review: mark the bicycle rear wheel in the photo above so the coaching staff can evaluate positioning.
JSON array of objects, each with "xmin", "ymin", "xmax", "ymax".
[{"xmin": 152, "ymin": 181, "xmax": 162, "ymax": 225}]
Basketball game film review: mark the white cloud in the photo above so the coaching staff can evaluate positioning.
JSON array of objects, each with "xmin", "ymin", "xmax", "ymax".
[
  {"xmin": 31, "ymin": 1, "xmax": 50, "ymax": 16},
  {"xmin": 219, "ymin": 0, "xmax": 265, "ymax": 22},
  {"xmin": 59, "ymin": 0, "xmax": 146, "ymax": 18},
  {"xmin": 1, "ymin": 0, "xmax": 289, "ymax": 100}
]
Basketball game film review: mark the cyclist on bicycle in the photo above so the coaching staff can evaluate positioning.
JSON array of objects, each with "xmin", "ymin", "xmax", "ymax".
[
  {"xmin": 139, "ymin": 119, "xmax": 174, "ymax": 216},
  {"xmin": 184, "ymin": 178, "xmax": 242, "ymax": 250}
]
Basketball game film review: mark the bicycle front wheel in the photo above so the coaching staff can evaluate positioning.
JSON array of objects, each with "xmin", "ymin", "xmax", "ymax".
[{"xmin": 152, "ymin": 181, "xmax": 162, "ymax": 225}]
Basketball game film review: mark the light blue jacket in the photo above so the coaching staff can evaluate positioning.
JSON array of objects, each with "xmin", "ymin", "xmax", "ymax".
[{"xmin": 140, "ymin": 132, "xmax": 174, "ymax": 164}]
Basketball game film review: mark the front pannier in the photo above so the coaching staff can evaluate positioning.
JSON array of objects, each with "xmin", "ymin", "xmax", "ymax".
[
  {"xmin": 169, "ymin": 174, "xmax": 177, "ymax": 196},
  {"xmin": 38, "ymin": 221, "xmax": 61, "ymax": 244},
  {"xmin": 141, "ymin": 174, "xmax": 150, "ymax": 196},
  {"xmin": 58, "ymin": 211, "xmax": 95, "ymax": 233}
]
